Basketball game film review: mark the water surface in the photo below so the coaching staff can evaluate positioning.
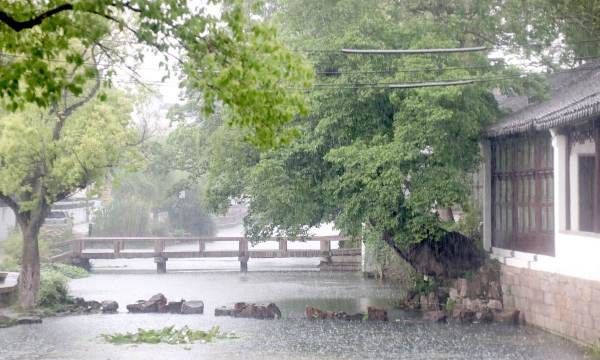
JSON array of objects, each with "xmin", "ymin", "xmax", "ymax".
[{"xmin": 0, "ymin": 262, "xmax": 585, "ymax": 360}]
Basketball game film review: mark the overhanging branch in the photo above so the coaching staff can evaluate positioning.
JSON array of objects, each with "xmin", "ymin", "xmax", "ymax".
[
  {"xmin": 0, "ymin": 4, "xmax": 74, "ymax": 32},
  {"xmin": 0, "ymin": 193, "xmax": 19, "ymax": 213}
]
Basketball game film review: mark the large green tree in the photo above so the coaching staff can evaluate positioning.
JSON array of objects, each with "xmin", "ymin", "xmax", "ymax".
[
  {"xmin": 0, "ymin": 0, "xmax": 313, "ymax": 147},
  {"xmin": 0, "ymin": 82, "xmax": 139, "ymax": 308},
  {"xmin": 171, "ymin": 0, "xmax": 576, "ymax": 277}
]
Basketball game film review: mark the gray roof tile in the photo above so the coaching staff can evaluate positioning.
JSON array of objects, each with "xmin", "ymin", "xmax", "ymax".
[{"xmin": 486, "ymin": 61, "xmax": 600, "ymax": 137}]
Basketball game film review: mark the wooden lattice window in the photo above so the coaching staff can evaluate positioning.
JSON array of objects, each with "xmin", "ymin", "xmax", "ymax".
[{"xmin": 491, "ymin": 131, "xmax": 555, "ymax": 256}]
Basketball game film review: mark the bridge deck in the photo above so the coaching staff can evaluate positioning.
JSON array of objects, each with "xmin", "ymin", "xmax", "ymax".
[
  {"xmin": 52, "ymin": 236, "xmax": 362, "ymax": 272},
  {"xmin": 79, "ymin": 248, "xmax": 360, "ymax": 259}
]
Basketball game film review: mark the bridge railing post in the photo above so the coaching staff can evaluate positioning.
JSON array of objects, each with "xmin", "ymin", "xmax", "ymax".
[
  {"xmin": 113, "ymin": 239, "xmax": 121, "ymax": 256},
  {"xmin": 199, "ymin": 239, "xmax": 205, "ymax": 254},
  {"xmin": 239, "ymin": 237, "xmax": 249, "ymax": 272},
  {"xmin": 154, "ymin": 239, "xmax": 167, "ymax": 274},
  {"xmin": 319, "ymin": 239, "xmax": 331, "ymax": 266},
  {"xmin": 154, "ymin": 238, "xmax": 165, "ymax": 255},
  {"xmin": 278, "ymin": 238, "xmax": 287, "ymax": 255},
  {"xmin": 320, "ymin": 239, "xmax": 331, "ymax": 255}
]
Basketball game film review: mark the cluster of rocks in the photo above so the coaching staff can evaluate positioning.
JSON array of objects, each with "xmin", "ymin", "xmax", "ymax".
[
  {"xmin": 305, "ymin": 306, "xmax": 388, "ymax": 321},
  {"xmin": 60, "ymin": 297, "xmax": 119, "ymax": 315},
  {"xmin": 0, "ymin": 297, "xmax": 118, "ymax": 327},
  {"xmin": 215, "ymin": 302, "xmax": 281, "ymax": 319},
  {"xmin": 404, "ymin": 263, "xmax": 521, "ymax": 325},
  {"xmin": 126, "ymin": 293, "xmax": 204, "ymax": 314},
  {"xmin": 0, "ymin": 314, "xmax": 42, "ymax": 327}
]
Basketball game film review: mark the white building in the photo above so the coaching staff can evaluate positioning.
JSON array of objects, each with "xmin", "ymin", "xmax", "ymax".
[{"xmin": 481, "ymin": 61, "xmax": 600, "ymax": 344}]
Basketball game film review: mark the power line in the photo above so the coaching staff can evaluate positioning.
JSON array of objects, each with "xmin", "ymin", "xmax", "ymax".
[{"xmin": 341, "ymin": 46, "xmax": 488, "ymax": 55}]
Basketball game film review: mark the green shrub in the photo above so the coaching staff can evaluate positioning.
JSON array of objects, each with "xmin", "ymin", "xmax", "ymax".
[
  {"xmin": 413, "ymin": 275, "xmax": 439, "ymax": 296},
  {"xmin": 41, "ymin": 263, "xmax": 88, "ymax": 279},
  {"xmin": 586, "ymin": 341, "xmax": 600, "ymax": 360},
  {"xmin": 452, "ymin": 205, "xmax": 483, "ymax": 247},
  {"xmin": 445, "ymin": 298, "xmax": 457, "ymax": 313},
  {"xmin": 38, "ymin": 270, "xmax": 69, "ymax": 308},
  {"xmin": 1, "ymin": 225, "xmax": 72, "ymax": 270},
  {"xmin": 102, "ymin": 325, "xmax": 237, "ymax": 345}
]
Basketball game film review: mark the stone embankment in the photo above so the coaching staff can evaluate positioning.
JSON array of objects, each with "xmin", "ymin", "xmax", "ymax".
[
  {"xmin": 305, "ymin": 306, "xmax": 388, "ymax": 321},
  {"xmin": 0, "ymin": 296, "xmax": 119, "ymax": 328},
  {"xmin": 126, "ymin": 293, "xmax": 204, "ymax": 314},
  {"xmin": 215, "ymin": 302, "xmax": 282, "ymax": 319},
  {"xmin": 403, "ymin": 261, "xmax": 521, "ymax": 325}
]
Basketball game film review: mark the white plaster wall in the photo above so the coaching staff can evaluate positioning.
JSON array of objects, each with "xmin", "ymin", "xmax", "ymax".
[
  {"xmin": 555, "ymin": 232, "xmax": 600, "ymax": 281},
  {"xmin": 0, "ymin": 206, "xmax": 16, "ymax": 242}
]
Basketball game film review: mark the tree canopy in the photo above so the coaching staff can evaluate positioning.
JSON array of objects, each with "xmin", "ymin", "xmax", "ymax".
[
  {"xmin": 0, "ymin": 82, "xmax": 139, "ymax": 307},
  {"xmin": 161, "ymin": 0, "xmax": 600, "ymax": 275},
  {"xmin": 0, "ymin": 0, "xmax": 313, "ymax": 147}
]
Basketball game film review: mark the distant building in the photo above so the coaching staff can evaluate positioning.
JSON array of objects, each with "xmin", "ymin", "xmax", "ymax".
[{"xmin": 481, "ymin": 61, "xmax": 600, "ymax": 344}]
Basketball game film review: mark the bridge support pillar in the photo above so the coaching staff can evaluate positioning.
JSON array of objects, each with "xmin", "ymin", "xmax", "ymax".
[
  {"xmin": 155, "ymin": 256, "xmax": 168, "ymax": 274},
  {"xmin": 71, "ymin": 257, "xmax": 91, "ymax": 272},
  {"xmin": 239, "ymin": 256, "xmax": 249, "ymax": 273}
]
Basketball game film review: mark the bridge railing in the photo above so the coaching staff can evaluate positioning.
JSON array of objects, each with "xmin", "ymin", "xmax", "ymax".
[
  {"xmin": 54, "ymin": 235, "xmax": 359, "ymax": 273},
  {"xmin": 68, "ymin": 235, "xmax": 347, "ymax": 257}
]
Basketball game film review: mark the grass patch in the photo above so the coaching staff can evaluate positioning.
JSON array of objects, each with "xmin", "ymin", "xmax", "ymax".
[
  {"xmin": 41, "ymin": 263, "xmax": 88, "ymax": 279},
  {"xmin": 102, "ymin": 326, "xmax": 238, "ymax": 345}
]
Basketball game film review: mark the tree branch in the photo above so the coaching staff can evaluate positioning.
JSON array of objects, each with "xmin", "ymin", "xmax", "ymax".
[
  {"xmin": 0, "ymin": 4, "xmax": 74, "ymax": 32},
  {"xmin": 0, "ymin": 192, "xmax": 19, "ymax": 213}
]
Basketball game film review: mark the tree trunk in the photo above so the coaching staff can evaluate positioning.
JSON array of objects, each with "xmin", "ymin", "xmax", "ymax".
[
  {"xmin": 381, "ymin": 229, "xmax": 484, "ymax": 279},
  {"xmin": 17, "ymin": 214, "xmax": 44, "ymax": 309}
]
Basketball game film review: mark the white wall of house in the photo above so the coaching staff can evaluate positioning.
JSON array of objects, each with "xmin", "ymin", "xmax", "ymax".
[
  {"xmin": 0, "ymin": 206, "xmax": 16, "ymax": 242},
  {"xmin": 484, "ymin": 129, "xmax": 600, "ymax": 282}
]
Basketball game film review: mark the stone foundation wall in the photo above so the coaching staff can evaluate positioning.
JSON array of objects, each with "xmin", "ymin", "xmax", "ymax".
[{"xmin": 501, "ymin": 264, "xmax": 600, "ymax": 344}]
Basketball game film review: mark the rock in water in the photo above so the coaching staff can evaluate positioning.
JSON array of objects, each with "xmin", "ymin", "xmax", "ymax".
[
  {"xmin": 126, "ymin": 293, "xmax": 168, "ymax": 313},
  {"xmin": 101, "ymin": 300, "xmax": 119, "ymax": 313},
  {"xmin": 475, "ymin": 309, "xmax": 494, "ymax": 323},
  {"xmin": 16, "ymin": 316, "xmax": 42, "ymax": 325},
  {"xmin": 423, "ymin": 310, "xmax": 447, "ymax": 322},
  {"xmin": 215, "ymin": 307, "xmax": 234, "ymax": 317},
  {"xmin": 217, "ymin": 302, "xmax": 282, "ymax": 319},
  {"xmin": 144, "ymin": 293, "xmax": 168, "ymax": 313},
  {"xmin": 126, "ymin": 300, "xmax": 146, "ymax": 313},
  {"xmin": 167, "ymin": 301, "xmax": 184, "ymax": 314},
  {"xmin": 494, "ymin": 309, "xmax": 520, "ymax": 325},
  {"xmin": 367, "ymin": 307, "xmax": 388, "ymax": 321},
  {"xmin": 181, "ymin": 301, "xmax": 204, "ymax": 314},
  {"xmin": 267, "ymin": 303, "xmax": 282, "ymax": 319}
]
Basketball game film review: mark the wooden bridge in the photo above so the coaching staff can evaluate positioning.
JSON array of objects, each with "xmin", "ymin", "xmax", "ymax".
[{"xmin": 51, "ymin": 236, "xmax": 362, "ymax": 273}]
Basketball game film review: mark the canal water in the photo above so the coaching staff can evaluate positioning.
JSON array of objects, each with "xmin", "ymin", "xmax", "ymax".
[{"xmin": 0, "ymin": 226, "xmax": 586, "ymax": 359}]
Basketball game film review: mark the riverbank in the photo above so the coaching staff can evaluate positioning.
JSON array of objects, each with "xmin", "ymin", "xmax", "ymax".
[{"xmin": 0, "ymin": 269, "xmax": 586, "ymax": 360}]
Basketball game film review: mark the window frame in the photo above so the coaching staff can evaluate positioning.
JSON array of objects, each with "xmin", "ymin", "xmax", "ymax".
[{"xmin": 490, "ymin": 131, "xmax": 555, "ymax": 256}]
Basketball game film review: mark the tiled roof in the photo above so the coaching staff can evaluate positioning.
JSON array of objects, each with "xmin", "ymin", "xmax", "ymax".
[{"xmin": 486, "ymin": 61, "xmax": 600, "ymax": 137}]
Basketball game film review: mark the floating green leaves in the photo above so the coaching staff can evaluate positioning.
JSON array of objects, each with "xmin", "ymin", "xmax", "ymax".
[{"xmin": 101, "ymin": 325, "xmax": 238, "ymax": 346}]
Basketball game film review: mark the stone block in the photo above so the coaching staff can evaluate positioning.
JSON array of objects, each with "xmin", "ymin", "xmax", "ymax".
[
  {"xmin": 100, "ymin": 300, "xmax": 119, "ymax": 313},
  {"xmin": 181, "ymin": 301, "xmax": 204, "ymax": 314},
  {"xmin": 449, "ymin": 288, "xmax": 459, "ymax": 301},
  {"xmin": 366, "ymin": 307, "xmax": 388, "ymax": 321},
  {"xmin": 475, "ymin": 309, "xmax": 494, "ymax": 323},
  {"xmin": 456, "ymin": 278, "xmax": 468, "ymax": 298},
  {"xmin": 494, "ymin": 309, "xmax": 520, "ymax": 325},
  {"xmin": 487, "ymin": 299, "xmax": 503, "ymax": 312},
  {"xmin": 423, "ymin": 310, "xmax": 446, "ymax": 323}
]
